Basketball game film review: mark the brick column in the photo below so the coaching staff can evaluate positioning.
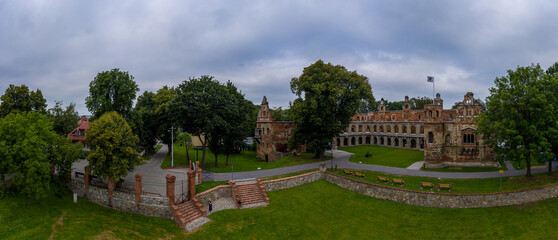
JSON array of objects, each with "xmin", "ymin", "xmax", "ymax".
[
  {"xmin": 197, "ymin": 168, "xmax": 202, "ymax": 184},
  {"xmin": 84, "ymin": 166, "xmax": 90, "ymax": 191},
  {"xmin": 187, "ymin": 169, "xmax": 196, "ymax": 199},
  {"xmin": 135, "ymin": 173, "xmax": 142, "ymax": 204},
  {"xmin": 166, "ymin": 174, "xmax": 176, "ymax": 206},
  {"xmin": 107, "ymin": 177, "xmax": 115, "ymax": 199}
]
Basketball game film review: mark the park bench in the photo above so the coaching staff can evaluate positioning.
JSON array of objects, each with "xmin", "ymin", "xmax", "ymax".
[
  {"xmin": 343, "ymin": 169, "xmax": 353, "ymax": 175},
  {"xmin": 391, "ymin": 178, "xmax": 405, "ymax": 186},
  {"xmin": 376, "ymin": 176, "xmax": 390, "ymax": 183},
  {"xmin": 420, "ymin": 182, "xmax": 434, "ymax": 190},
  {"xmin": 354, "ymin": 172, "xmax": 366, "ymax": 178},
  {"xmin": 438, "ymin": 183, "xmax": 452, "ymax": 192}
]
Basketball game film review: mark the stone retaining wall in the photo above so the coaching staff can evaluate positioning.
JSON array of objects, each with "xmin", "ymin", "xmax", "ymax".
[
  {"xmin": 69, "ymin": 179, "xmax": 172, "ymax": 218},
  {"xmin": 196, "ymin": 185, "xmax": 234, "ymax": 212},
  {"xmin": 261, "ymin": 171, "xmax": 323, "ymax": 192},
  {"xmin": 324, "ymin": 172, "xmax": 558, "ymax": 208}
]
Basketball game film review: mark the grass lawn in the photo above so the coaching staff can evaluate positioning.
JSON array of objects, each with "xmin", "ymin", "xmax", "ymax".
[
  {"xmin": 339, "ymin": 145, "xmax": 424, "ymax": 168},
  {"xmin": 2, "ymin": 180, "xmax": 558, "ymax": 239},
  {"xmin": 331, "ymin": 168, "xmax": 558, "ymax": 193},
  {"xmin": 162, "ymin": 143, "xmax": 327, "ymax": 173}
]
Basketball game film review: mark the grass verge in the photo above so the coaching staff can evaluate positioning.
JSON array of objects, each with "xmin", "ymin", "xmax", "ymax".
[
  {"xmin": 339, "ymin": 145, "xmax": 423, "ymax": 168},
  {"xmin": 421, "ymin": 157, "xmax": 508, "ymax": 172}
]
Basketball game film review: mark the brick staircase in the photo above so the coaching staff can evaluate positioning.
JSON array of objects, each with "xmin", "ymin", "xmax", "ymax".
[
  {"xmin": 231, "ymin": 179, "xmax": 270, "ymax": 208},
  {"xmin": 172, "ymin": 197, "xmax": 206, "ymax": 228}
]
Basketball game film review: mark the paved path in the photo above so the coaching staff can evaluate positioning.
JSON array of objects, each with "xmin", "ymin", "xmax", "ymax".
[
  {"xmin": 72, "ymin": 145, "xmax": 556, "ymax": 195},
  {"xmin": 406, "ymin": 161, "xmax": 424, "ymax": 170}
]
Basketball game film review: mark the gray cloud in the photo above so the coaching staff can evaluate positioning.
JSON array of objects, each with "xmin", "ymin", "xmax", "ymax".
[{"xmin": 1, "ymin": 0, "xmax": 558, "ymax": 114}]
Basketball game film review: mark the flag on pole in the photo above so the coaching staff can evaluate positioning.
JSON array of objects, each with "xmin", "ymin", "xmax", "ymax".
[{"xmin": 427, "ymin": 76, "xmax": 434, "ymax": 82}]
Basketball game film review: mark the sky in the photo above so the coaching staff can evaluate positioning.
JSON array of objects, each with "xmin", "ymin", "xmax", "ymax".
[{"xmin": 2, "ymin": 0, "xmax": 558, "ymax": 115}]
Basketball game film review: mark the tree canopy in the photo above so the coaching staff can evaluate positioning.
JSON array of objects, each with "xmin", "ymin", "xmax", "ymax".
[
  {"xmin": 49, "ymin": 101, "xmax": 79, "ymax": 136},
  {"xmin": 288, "ymin": 60, "xmax": 374, "ymax": 158},
  {"xmin": 0, "ymin": 112, "xmax": 56, "ymax": 198},
  {"xmin": 85, "ymin": 69, "xmax": 139, "ymax": 119},
  {"xmin": 85, "ymin": 111, "xmax": 141, "ymax": 182},
  {"xmin": 478, "ymin": 63, "xmax": 557, "ymax": 176},
  {"xmin": 0, "ymin": 84, "xmax": 47, "ymax": 117}
]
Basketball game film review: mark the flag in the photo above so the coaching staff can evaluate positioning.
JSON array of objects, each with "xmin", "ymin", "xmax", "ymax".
[{"xmin": 427, "ymin": 76, "xmax": 434, "ymax": 82}]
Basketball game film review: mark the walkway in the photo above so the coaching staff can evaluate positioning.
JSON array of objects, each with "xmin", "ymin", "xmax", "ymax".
[{"xmin": 72, "ymin": 145, "xmax": 555, "ymax": 195}]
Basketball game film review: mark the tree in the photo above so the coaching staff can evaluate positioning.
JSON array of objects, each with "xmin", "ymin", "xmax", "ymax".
[
  {"xmin": 410, "ymin": 96, "xmax": 433, "ymax": 110},
  {"xmin": 49, "ymin": 101, "xmax": 79, "ymax": 136},
  {"xmin": 221, "ymin": 83, "xmax": 253, "ymax": 166},
  {"xmin": 85, "ymin": 69, "xmax": 139, "ymax": 119},
  {"xmin": 134, "ymin": 91, "xmax": 159, "ymax": 154},
  {"xmin": 288, "ymin": 60, "xmax": 374, "ymax": 158},
  {"xmin": 478, "ymin": 63, "xmax": 553, "ymax": 177},
  {"xmin": 543, "ymin": 62, "xmax": 558, "ymax": 175},
  {"xmin": 270, "ymin": 106, "xmax": 292, "ymax": 121},
  {"xmin": 48, "ymin": 136, "xmax": 82, "ymax": 183},
  {"xmin": 0, "ymin": 112, "xmax": 56, "ymax": 199},
  {"xmin": 152, "ymin": 86, "xmax": 178, "ymax": 146},
  {"xmin": 0, "ymin": 84, "xmax": 47, "ymax": 117},
  {"xmin": 85, "ymin": 112, "xmax": 141, "ymax": 183}
]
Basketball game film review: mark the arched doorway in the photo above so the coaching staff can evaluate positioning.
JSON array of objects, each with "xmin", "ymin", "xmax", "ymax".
[
  {"xmin": 395, "ymin": 138, "xmax": 399, "ymax": 147},
  {"xmin": 411, "ymin": 139, "xmax": 417, "ymax": 148},
  {"xmin": 365, "ymin": 136, "xmax": 371, "ymax": 144},
  {"xmin": 402, "ymin": 139, "xmax": 407, "ymax": 147},
  {"xmin": 374, "ymin": 137, "xmax": 378, "ymax": 145},
  {"xmin": 351, "ymin": 137, "xmax": 356, "ymax": 145},
  {"xmin": 358, "ymin": 137, "xmax": 362, "ymax": 145},
  {"xmin": 387, "ymin": 138, "xmax": 392, "ymax": 146}
]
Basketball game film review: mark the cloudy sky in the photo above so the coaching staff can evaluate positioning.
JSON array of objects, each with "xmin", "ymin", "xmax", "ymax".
[{"xmin": 2, "ymin": 0, "xmax": 558, "ymax": 115}]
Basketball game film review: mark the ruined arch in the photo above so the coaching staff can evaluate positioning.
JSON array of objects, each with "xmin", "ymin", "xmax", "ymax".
[
  {"xmin": 402, "ymin": 126, "xmax": 407, "ymax": 134},
  {"xmin": 358, "ymin": 125, "xmax": 363, "ymax": 132},
  {"xmin": 337, "ymin": 138, "xmax": 341, "ymax": 147},
  {"xmin": 351, "ymin": 137, "xmax": 356, "ymax": 145},
  {"xmin": 420, "ymin": 126, "xmax": 424, "ymax": 134},
  {"xmin": 374, "ymin": 137, "xmax": 378, "ymax": 145},
  {"xmin": 387, "ymin": 138, "xmax": 392, "ymax": 146},
  {"xmin": 402, "ymin": 139, "xmax": 407, "ymax": 147},
  {"xmin": 351, "ymin": 125, "xmax": 356, "ymax": 132},
  {"xmin": 411, "ymin": 139, "xmax": 417, "ymax": 148},
  {"xmin": 344, "ymin": 138, "xmax": 348, "ymax": 146},
  {"xmin": 387, "ymin": 125, "xmax": 391, "ymax": 133},
  {"xmin": 411, "ymin": 126, "xmax": 416, "ymax": 134},
  {"xmin": 395, "ymin": 138, "xmax": 399, "ymax": 147},
  {"xmin": 380, "ymin": 137, "xmax": 385, "ymax": 145},
  {"xmin": 365, "ymin": 136, "xmax": 371, "ymax": 144},
  {"xmin": 358, "ymin": 137, "xmax": 363, "ymax": 145},
  {"xmin": 394, "ymin": 125, "xmax": 399, "ymax": 134}
]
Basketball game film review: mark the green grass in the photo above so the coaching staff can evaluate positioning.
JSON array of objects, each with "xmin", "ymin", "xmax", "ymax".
[
  {"xmin": 3, "ymin": 180, "xmax": 558, "ymax": 239},
  {"xmin": 421, "ymin": 157, "xmax": 508, "ymax": 172},
  {"xmin": 510, "ymin": 158, "xmax": 547, "ymax": 170},
  {"xmin": 332, "ymin": 168, "xmax": 558, "ymax": 193},
  {"xmin": 339, "ymin": 145, "xmax": 424, "ymax": 168},
  {"xmin": 162, "ymin": 143, "xmax": 328, "ymax": 173}
]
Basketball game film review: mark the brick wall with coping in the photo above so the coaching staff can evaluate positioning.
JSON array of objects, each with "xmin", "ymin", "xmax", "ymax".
[{"xmin": 69, "ymin": 179, "xmax": 172, "ymax": 218}]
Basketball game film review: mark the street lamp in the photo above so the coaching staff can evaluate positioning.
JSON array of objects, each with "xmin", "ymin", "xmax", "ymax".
[{"xmin": 169, "ymin": 126, "xmax": 175, "ymax": 167}]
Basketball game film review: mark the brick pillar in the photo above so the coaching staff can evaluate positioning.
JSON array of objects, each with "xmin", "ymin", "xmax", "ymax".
[
  {"xmin": 84, "ymin": 166, "xmax": 90, "ymax": 191},
  {"xmin": 166, "ymin": 174, "xmax": 176, "ymax": 206},
  {"xmin": 107, "ymin": 177, "xmax": 115, "ymax": 199},
  {"xmin": 135, "ymin": 173, "xmax": 142, "ymax": 204},
  {"xmin": 187, "ymin": 170, "xmax": 196, "ymax": 199},
  {"xmin": 188, "ymin": 160, "xmax": 192, "ymax": 170},
  {"xmin": 197, "ymin": 168, "xmax": 202, "ymax": 184}
]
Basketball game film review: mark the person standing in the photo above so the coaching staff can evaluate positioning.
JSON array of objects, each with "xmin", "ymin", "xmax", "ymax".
[{"xmin": 208, "ymin": 198, "xmax": 213, "ymax": 213}]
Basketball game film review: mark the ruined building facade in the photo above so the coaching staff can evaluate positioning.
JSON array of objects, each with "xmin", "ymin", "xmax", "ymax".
[{"xmin": 255, "ymin": 92, "xmax": 497, "ymax": 167}]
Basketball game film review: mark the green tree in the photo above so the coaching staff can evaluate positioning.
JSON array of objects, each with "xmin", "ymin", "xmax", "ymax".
[
  {"xmin": 85, "ymin": 112, "xmax": 141, "ymax": 183},
  {"xmin": 288, "ymin": 60, "xmax": 374, "ymax": 158},
  {"xmin": 221, "ymin": 83, "xmax": 253, "ymax": 166},
  {"xmin": 543, "ymin": 62, "xmax": 558, "ymax": 175},
  {"xmin": 0, "ymin": 84, "xmax": 47, "ymax": 117},
  {"xmin": 48, "ymin": 136, "xmax": 82, "ymax": 183},
  {"xmin": 0, "ymin": 112, "xmax": 56, "ymax": 199},
  {"xmin": 85, "ymin": 69, "xmax": 139, "ymax": 119},
  {"xmin": 152, "ymin": 86, "xmax": 178, "ymax": 146},
  {"xmin": 270, "ymin": 106, "xmax": 292, "ymax": 121},
  {"xmin": 134, "ymin": 91, "xmax": 159, "ymax": 154},
  {"xmin": 478, "ymin": 63, "xmax": 553, "ymax": 177},
  {"xmin": 49, "ymin": 101, "xmax": 79, "ymax": 136},
  {"xmin": 410, "ymin": 96, "xmax": 433, "ymax": 110}
]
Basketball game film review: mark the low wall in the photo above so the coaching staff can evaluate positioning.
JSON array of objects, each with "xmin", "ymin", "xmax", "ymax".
[
  {"xmin": 324, "ymin": 172, "xmax": 558, "ymax": 208},
  {"xmin": 69, "ymin": 179, "xmax": 172, "ymax": 218},
  {"xmin": 261, "ymin": 171, "xmax": 323, "ymax": 192},
  {"xmin": 197, "ymin": 185, "xmax": 234, "ymax": 212}
]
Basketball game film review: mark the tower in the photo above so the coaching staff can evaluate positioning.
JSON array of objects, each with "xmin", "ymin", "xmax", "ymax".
[{"xmin": 423, "ymin": 93, "xmax": 445, "ymax": 167}]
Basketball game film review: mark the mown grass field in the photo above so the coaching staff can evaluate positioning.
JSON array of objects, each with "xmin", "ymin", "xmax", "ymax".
[
  {"xmin": 339, "ymin": 145, "xmax": 424, "ymax": 168},
  {"xmin": 2, "ymin": 180, "xmax": 557, "ymax": 239},
  {"xmin": 161, "ymin": 143, "xmax": 327, "ymax": 173},
  {"xmin": 332, "ymin": 168, "xmax": 558, "ymax": 193}
]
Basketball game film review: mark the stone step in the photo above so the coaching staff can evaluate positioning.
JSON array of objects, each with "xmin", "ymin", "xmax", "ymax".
[{"xmin": 232, "ymin": 178, "xmax": 258, "ymax": 185}]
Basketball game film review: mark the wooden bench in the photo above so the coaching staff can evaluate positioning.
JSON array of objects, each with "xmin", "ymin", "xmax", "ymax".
[
  {"xmin": 376, "ymin": 176, "xmax": 389, "ymax": 183},
  {"xmin": 343, "ymin": 169, "xmax": 353, "ymax": 175},
  {"xmin": 438, "ymin": 183, "xmax": 452, "ymax": 192},
  {"xmin": 354, "ymin": 172, "xmax": 366, "ymax": 178},
  {"xmin": 391, "ymin": 178, "xmax": 405, "ymax": 186},
  {"xmin": 420, "ymin": 182, "xmax": 434, "ymax": 190}
]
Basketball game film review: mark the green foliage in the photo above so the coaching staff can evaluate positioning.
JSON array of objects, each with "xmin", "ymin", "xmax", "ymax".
[
  {"xmin": 409, "ymin": 96, "xmax": 433, "ymax": 110},
  {"xmin": 49, "ymin": 136, "xmax": 82, "ymax": 182},
  {"xmin": 270, "ymin": 106, "xmax": 292, "ymax": 121},
  {"xmin": 478, "ymin": 63, "xmax": 556, "ymax": 176},
  {"xmin": 48, "ymin": 101, "xmax": 79, "ymax": 136},
  {"xmin": 85, "ymin": 112, "xmax": 141, "ymax": 181},
  {"xmin": 153, "ymin": 86, "xmax": 178, "ymax": 145},
  {"xmin": 0, "ymin": 84, "xmax": 47, "ymax": 117},
  {"xmin": 339, "ymin": 145, "xmax": 423, "ymax": 168},
  {"xmin": 0, "ymin": 112, "xmax": 56, "ymax": 199},
  {"xmin": 288, "ymin": 60, "xmax": 374, "ymax": 158},
  {"xmin": 85, "ymin": 68, "xmax": 139, "ymax": 119}
]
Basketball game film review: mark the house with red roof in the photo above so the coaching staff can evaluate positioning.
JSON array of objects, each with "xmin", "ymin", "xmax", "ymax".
[{"xmin": 67, "ymin": 116, "xmax": 89, "ymax": 144}]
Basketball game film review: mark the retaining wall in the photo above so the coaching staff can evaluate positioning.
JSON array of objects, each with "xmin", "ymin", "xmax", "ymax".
[
  {"xmin": 324, "ymin": 172, "xmax": 558, "ymax": 208},
  {"xmin": 69, "ymin": 179, "xmax": 172, "ymax": 218},
  {"xmin": 261, "ymin": 171, "xmax": 323, "ymax": 192}
]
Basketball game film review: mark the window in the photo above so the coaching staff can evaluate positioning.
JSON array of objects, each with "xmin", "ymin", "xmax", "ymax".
[
  {"xmin": 428, "ymin": 132, "xmax": 434, "ymax": 144},
  {"xmin": 463, "ymin": 133, "xmax": 475, "ymax": 144}
]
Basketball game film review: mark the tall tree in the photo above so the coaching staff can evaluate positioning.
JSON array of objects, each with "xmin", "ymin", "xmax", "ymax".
[
  {"xmin": 134, "ymin": 91, "xmax": 159, "ymax": 154},
  {"xmin": 478, "ymin": 63, "xmax": 553, "ymax": 177},
  {"xmin": 0, "ymin": 84, "xmax": 47, "ymax": 117},
  {"xmin": 48, "ymin": 136, "xmax": 82, "ymax": 183},
  {"xmin": 85, "ymin": 112, "xmax": 141, "ymax": 183},
  {"xmin": 543, "ymin": 62, "xmax": 558, "ymax": 175},
  {"xmin": 288, "ymin": 60, "xmax": 374, "ymax": 158},
  {"xmin": 221, "ymin": 82, "xmax": 252, "ymax": 166},
  {"xmin": 85, "ymin": 68, "xmax": 139, "ymax": 119},
  {"xmin": 0, "ymin": 112, "xmax": 56, "ymax": 199},
  {"xmin": 153, "ymin": 86, "xmax": 178, "ymax": 146},
  {"xmin": 410, "ymin": 96, "xmax": 433, "ymax": 110},
  {"xmin": 49, "ymin": 101, "xmax": 79, "ymax": 136}
]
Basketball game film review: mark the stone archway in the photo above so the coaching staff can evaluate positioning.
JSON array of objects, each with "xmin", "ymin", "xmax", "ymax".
[
  {"xmin": 380, "ymin": 137, "xmax": 385, "ymax": 145},
  {"xmin": 387, "ymin": 138, "xmax": 392, "ymax": 146},
  {"xmin": 358, "ymin": 137, "xmax": 363, "ymax": 145},
  {"xmin": 336, "ymin": 138, "xmax": 341, "ymax": 147},
  {"xmin": 374, "ymin": 137, "xmax": 378, "ymax": 145},
  {"xmin": 365, "ymin": 136, "xmax": 371, "ymax": 144},
  {"xmin": 351, "ymin": 137, "xmax": 356, "ymax": 145},
  {"xmin": 395, "ymin": 138, "xmax": 399, "ymax": 147},
  {"xmin": 344, "ymin": 138, "xmax": 348, "ymax": 146},
  {"xmin": 411, "ymin": 139, "xmax": 417, "ymax": 148},
  {"xmin": 402, "ymin": 139, "xmax": 407, "ymax": 147}
]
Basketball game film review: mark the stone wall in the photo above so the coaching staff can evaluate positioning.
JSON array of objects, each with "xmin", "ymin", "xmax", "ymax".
[
  {"xmin": 324, "ymin": 172, "xmax": 558, "ymax": 208},
  {"xmin": 196, "ymin": 185, "xmax": 234, "ymax": 212},
  {"xmin": 262, "ymin": 171, "xmax": 323, "ymax": 192},
  {"xmin": 69, "ymin": 179, "xmax": 172, "ymax": 218}
]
